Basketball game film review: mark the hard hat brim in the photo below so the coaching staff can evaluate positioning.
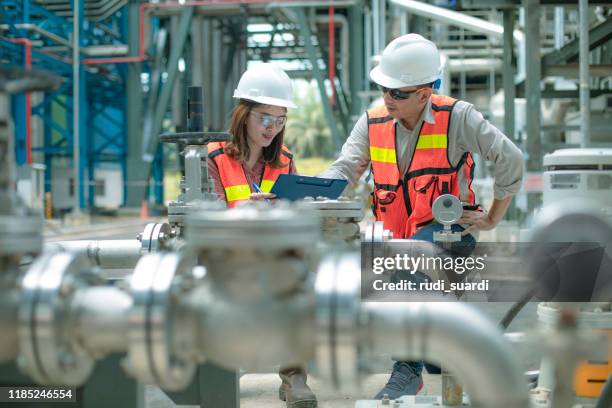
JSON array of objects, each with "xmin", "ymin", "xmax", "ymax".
[
  {"xmin": 369, "ymin": 66, "xmax": 413, "ymax": 89},
  {"xmin": 233, "ymin": 93, "xmax": 297, "ymax": 109}
]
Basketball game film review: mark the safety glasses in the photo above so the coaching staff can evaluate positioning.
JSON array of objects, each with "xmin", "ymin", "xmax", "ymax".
[
  {"xmin": 380, "ymin": 86, "xmax": 419, "ymax": 100},
  {"xmin": 250, "ymin": 111, "xmax": 287, "ymax": 128}
]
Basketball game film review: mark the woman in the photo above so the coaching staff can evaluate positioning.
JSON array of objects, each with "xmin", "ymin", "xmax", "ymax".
[
  {"xmin": 207, "ymin": 63, "xmax": 318, "ymax": 408},
  {"xmin": 208, "ymin": 63, "xmax": 298, "ymax": 206}
]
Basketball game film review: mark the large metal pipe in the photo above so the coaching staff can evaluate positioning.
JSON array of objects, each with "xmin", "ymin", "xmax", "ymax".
[
  {"xmin": 390, "ymin": 0, "xmax": 524, "ymax": 43},
  {"xmin": 45, "ymin": 240, "xmax": 142, "ymax": 269},
  {"xmin": 362, "ymin": 302, "xmax": 529, "ymax": 408},
  {"xmin": 70, "ymin": 286, "xmax": 132, "ymax": 355},
  {"xmin": 579, "ymin": 0, "xmax": 591, "ymax": 147}
]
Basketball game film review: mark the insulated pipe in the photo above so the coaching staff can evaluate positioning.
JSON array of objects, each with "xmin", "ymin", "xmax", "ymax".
[
  {"xmin": 82, "ymin": 0, "xmax": 348, "ymax": 65},
  {"xmin": 390, "ymin": 0, "xmax": 525, "ymax": 43},
  {"xmin": 362, "ymin": 302, "xmax": 529, "ymax": 408},
  {"xmin": 447, "ymin": 58, "xmax": 503, "ymax": 73},
  {"xmin": 45, "ymin": 240, "xmax": 143, "ymax": 269},
  {"xmin": 70, "ymin": 286, "xmax": 132, "ymax": 356}
]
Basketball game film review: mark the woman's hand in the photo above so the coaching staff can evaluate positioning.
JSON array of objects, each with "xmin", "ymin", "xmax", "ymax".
[
  {"xmin": 250, "ymin": 192, "xmax": 276, "ymax": 201},
  {"xmin": 458, "ymin": 210, "xmax": 496, "ymax": 236}
]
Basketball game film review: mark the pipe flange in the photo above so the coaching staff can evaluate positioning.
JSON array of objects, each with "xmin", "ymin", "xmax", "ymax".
[
  {"xmin": 140, "ymin": 222, "xmax": 172, "ymax": 253},
  {"xmin": 18, "ymin": 251, "xmax": 99, "ymax": 385},
  {"xmin": 315, "ymin": 252, "xmax": 362, "ymax": 391},
  {"xmin": 361, "ymin": 221, "xmax": 391, "ymax": 244},
  {"xmin": 186, "ymin": 201, "xmax": 320, "ymax": 250},
  {"xmin": 299, "ymin": 198, "xmax": 364, "ymax": 220},
  {"xmin": 0, "ymin": 215, "xmax": 42, "ymax": 256},
  {"xmin": 127, "ymin": 252, "xmax": 197, "ymax": 390}
]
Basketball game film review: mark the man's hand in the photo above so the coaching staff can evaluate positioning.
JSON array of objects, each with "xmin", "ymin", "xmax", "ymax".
[
  {"xmin": 250, "ymin": 192, "xmax": 276, "ymax": 201},
  {"xmin": 459, "ymin": 210, "xmax": 496, "ymax": 236},
  {"xmin": 459, "ymin": 196, "xmax": 513, "ymax": 236}
]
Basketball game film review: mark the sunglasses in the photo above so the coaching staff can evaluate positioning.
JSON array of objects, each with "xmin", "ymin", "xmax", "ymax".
[
  {"xmin": 380, "ymin": 86, "xmax": 419, "ymax": 100},
  {"xmin": 250, "ymin": 111, "xmax": 287, "ymax": 128}
]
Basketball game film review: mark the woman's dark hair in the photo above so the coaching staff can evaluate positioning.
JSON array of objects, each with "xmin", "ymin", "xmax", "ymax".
[{"xmin": 224, "ymin": 99, "xmax": 288, "ymax": 168}]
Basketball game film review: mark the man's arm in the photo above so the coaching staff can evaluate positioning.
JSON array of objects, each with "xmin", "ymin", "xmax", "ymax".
[
  {"xmin": 453, "ymin": 102, "xmax": 524, "ymax": 233},
  {"xmin": 319, "ymin": 113, "xmax": 371, "ymax": 184}
]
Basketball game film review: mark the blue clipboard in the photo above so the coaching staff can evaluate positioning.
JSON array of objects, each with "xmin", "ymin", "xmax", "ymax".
[{"xmin": 270, "ymin": 174, "xmax": 348, "ymax": 201}]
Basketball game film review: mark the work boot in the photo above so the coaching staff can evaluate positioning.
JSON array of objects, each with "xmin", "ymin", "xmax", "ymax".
[
  {"xmin": 278, "ymin": 367, "xmax": 317, "ymax": 408},
  {"xmin": 374, "ymin": 362, "xmax": 424, "ymax": 399}
]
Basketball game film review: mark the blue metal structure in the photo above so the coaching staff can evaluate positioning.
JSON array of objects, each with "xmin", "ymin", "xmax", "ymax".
[{"xmin": 0, "ymin": 0, "xmax": 164, "ymax": 211}]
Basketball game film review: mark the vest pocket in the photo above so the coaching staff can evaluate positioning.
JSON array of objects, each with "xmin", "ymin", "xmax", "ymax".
[{"xmin": 411, "ymin": 174, "xmax": 454, "ymax": 226}]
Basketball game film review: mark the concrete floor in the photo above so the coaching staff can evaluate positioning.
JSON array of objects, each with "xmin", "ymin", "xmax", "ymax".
[{"xmin": 146, "ymin": 373, "xmax": 443, "ymax": 408}]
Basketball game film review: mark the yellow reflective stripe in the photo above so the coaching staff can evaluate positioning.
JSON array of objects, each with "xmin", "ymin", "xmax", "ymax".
[
  {"xmin": 370, "ymin": 147, "xmax": 397, "ymax": 164},
  {"xmin": 260, "ymin": 179, "xmax": 275, "ymax": 193},
  {"xmin": 416, "ymin": 134, "xmax": 447, "ymax": 149},
  {"xmin": 225, "ymin": 184, "xmax": 251, "ymax": 202}
]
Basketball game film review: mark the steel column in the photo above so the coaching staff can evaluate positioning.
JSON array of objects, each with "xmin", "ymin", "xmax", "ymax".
[
  {"xmin": 348, "ymin": 3, "xmax": 365, "ymax": 121},
  {"xmin": 143, "ymin": 8, "xmax": 194, "ymax": 161},
  {"xmin": 579, "ymin": 0, "xmax": 591, "ymax": 147},
  {"xmin": 126, "ymin": 0, "xmax": 146, "ymax": 207},
  {"xmin": 295, "ymin": 7, "xmax": 342, "ymax": 153},
  {"xmin": 503, "ymin": 9, "xmax": 516, "ymax": 141},
  {"xmin": 523, "ymin": 0, "xmax": 541, "ymax": 173}
]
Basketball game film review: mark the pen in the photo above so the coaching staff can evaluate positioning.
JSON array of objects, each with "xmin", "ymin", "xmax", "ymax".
[{"xmin": 251, "ymin": 183, "xmax": 270, "ymax": 201}]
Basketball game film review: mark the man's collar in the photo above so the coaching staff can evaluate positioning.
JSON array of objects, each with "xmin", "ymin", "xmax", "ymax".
[{"xmin": 423, "ymin": 98, "xmax": 435, "ymax": 124}]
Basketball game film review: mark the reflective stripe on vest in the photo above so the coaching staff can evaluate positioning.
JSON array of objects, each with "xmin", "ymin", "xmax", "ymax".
[
  {"xmin": 367, "ymin": 94, "xmax": 475, "ymax": 238},
  {"xmin": 208, "ymin": 141, "xmax": 292, "ymax": 208}
]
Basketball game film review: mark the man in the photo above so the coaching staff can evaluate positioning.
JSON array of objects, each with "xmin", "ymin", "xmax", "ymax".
[{"xmin": 321, "ymin": 33, "xmax": 523, "ymax": 398}]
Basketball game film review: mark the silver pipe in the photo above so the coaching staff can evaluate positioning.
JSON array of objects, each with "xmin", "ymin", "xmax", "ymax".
[
  {"xmin": 72, "ymin": 0, "xmax": 81, "ymax": 216},
  {"xmin": 362, "ymin": 302, "xmax": 529, "ymax": 408},
  {"xmin": 390, "ymin": 0, "xmax": 525, "ymax": 43},
  {"xmin": 380, "ymin": 0, "xmax": 386, "ymax": 52},
  {"xmin": 372, "ymin": 0, "xmax": 380, "ymax": 56},
  {"xmin": 579, "ymin": 0, "xmax": 590, "ymax": 147},
  {"xmin": 44, "ymin": 240, "xmax": 142, "ymax": 269},
  {"xmin": 70, "ymin": 286, "xmax": 132, "ymax": 356},
  {"xmin": 447, "ymin": 58, "xmax": 503, "ymax": 73},
  {"xmin": 315, "ymin": 14, "xmax": 349, "ymax": 93},
  {"xmin": 185, "ymin": 253, "xmax": 317, "ymax": 370},
  {"xmin": 554, "ymin": 7, "xmax": 564, "ymax": 50},
  {"xmin": 365, "ymin": 7, "xmax": 372, "ymax": 82}
]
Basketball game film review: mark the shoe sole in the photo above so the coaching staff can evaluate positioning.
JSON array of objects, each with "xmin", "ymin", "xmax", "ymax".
[{"xmin": 279, "ymin": 389, "xmax": 317, "ymax": 408}]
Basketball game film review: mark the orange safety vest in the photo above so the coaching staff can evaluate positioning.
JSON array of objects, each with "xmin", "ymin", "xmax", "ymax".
[
  {"xmin": 208, "ymin": 141, "xmax": 293, "ymax": 208},
  {"xmin": 368, "ymin": 94, "xmax": 476, "ymax": 238}
]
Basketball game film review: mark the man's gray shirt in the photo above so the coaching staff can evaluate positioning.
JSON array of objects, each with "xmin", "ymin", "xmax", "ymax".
[{"xmin": 320, "ymin": 98, "xmax": 524, "ymax": 201}]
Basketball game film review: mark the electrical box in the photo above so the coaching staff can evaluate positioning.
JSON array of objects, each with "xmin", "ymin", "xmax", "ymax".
[{"xmin": 543, "ymin": 148, "xmax": 612, "ymax": 220}]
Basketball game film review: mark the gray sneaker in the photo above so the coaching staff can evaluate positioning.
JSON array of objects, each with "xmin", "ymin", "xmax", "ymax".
[{"xmin": 373, "ymin": 366, "xmax": 424, "ymax": 399}]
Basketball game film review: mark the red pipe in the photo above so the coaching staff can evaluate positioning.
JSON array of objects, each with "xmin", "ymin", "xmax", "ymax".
[
  {"xmin": 328, "ymin": 4, "xmax": 335, "ymax": 106},
  {"xmin": 8, "ymin": 38, "xmax": 33, "ymax": 164},
  {"xmin": 82, "ymin": 0, "xmax": 301, "ymax": 65}
]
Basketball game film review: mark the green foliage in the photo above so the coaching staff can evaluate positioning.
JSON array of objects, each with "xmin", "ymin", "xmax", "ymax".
[{"xmin": 284, "ymin": 83, "xmax": 335, "ymax": 159}]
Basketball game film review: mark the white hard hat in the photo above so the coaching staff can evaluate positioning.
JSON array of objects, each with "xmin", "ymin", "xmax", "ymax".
[
  {"xmin": 233, "ymin": 63, "xmax": 297, "ymax": 109},
  {"xmin": 370, "ymin": 34, "xmax": 442, "ymax": 89}
]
